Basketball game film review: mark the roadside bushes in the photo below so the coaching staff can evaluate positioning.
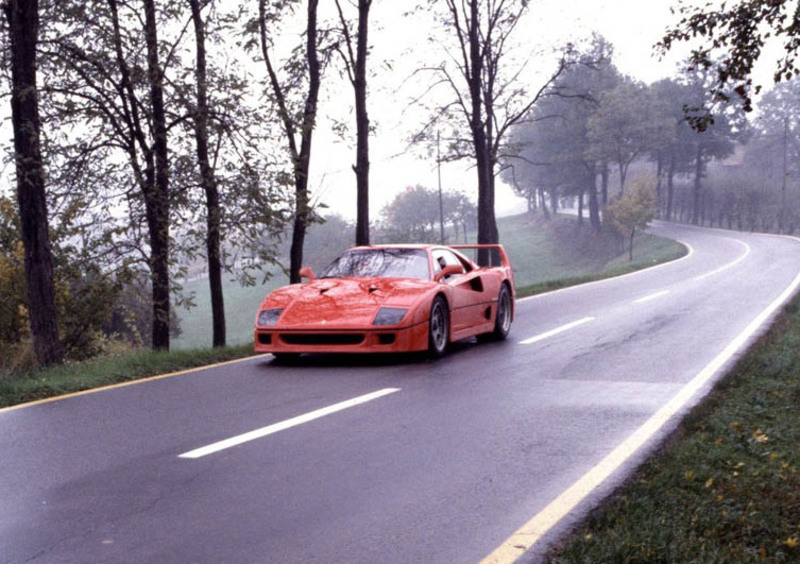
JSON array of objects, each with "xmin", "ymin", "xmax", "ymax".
[{"xmin": 0, "ymin": 197, "xmax": 174, "ymax": 377}]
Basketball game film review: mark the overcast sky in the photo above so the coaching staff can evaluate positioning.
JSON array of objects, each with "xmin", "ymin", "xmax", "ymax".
[
  {"xmin": 0, "ymin": 1, "xmax": 782, "ymax": 223},
  {"xmin": 313, "ymin": 0, "xmax": 699, "ymax": 221}
]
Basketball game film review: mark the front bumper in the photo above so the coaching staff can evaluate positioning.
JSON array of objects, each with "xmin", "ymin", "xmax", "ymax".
[{"xmin": 254, "ymin": 322, "xmax": 429, "ymax": 354}]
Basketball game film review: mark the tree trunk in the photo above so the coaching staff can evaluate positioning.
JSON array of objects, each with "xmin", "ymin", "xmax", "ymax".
[
  {"xmin": 3, "ymin": 0, "xmax": 64, "ymax": 366},
  {"xmin": 539, "ymin": 187, "xmax": 550, "ymax": 220},
  {"xmin": 353, "ymin": 0, "xmax": 371, "ymax": 246},
  {"xmin": 691, "ymin": 143, "xmax": 703, "ymax": 226},
  {"xmin": 577, "ymin": 189, "xmax": 584, "ymax": 224},
  {"xmin": 588, "ymin": 164, "xmax": 601, "ymax": 231},
  {"xmin": 629, "ymin": 226, "xmax": 635, "ymax": 261},
  {"xmin": 666, "ymin": 151, "xmax": 675, "ymax": 222},
  {"xmin": 143, "ymin": 0, "xmax": 170, "ymax": 350},
  {"xmin": 600, "ymin": 161, "xmax": 609, "ymax": 205},
  {"xmin": 288, "ymin": 0, "xmax": 320, "ymax": 283},
  {"xmin": 261, "ymin": 0, "xmax": 321, "ymax": 284},
  {"xmin": 550, "ymin": 186, "xmax": 558, "ymax": 216},
  {"xmin": 655, "ymin": 151, "xmax": 663, "ymax": 218},
  {"xmin": 189, "ymin": 0, "xmax": 225, "ymax": 348},
  {"xmin": 464, "ymin": 0, "xmax": 497, "ymax": 265},
  {"xmin": 527, "ymin": 192, "xmax": 536, "ymax": 214}
]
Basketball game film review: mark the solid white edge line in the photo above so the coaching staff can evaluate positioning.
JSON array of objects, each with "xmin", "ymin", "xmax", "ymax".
[
  {"xmin": 693, "ymin": 238, "xmax": 751, "ymax": 281},
  {"xmin": 517, "ymin": 241, "xmax": 695, "ymax": 303},
  {"xmin": 633, "ymin": 290, "xmax": 671, "ymax": 304},
  {"xmin": 179, "ymin": 388, "xmax": 401, "ymax": 459},
  {"xmin": 482, "ymin": 241, "xmax": 800, "ymax": 564},
  {"xmin": 518, "ymin": 317, "xmax": 595, "ymax": 345}
]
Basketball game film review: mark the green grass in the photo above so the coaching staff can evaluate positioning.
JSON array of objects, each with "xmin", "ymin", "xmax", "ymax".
[
  {"xmin": 515, "ymin": 240, "xmax": 686, "ymax": 297},
  {"xmin": 502, "ymin": 213, "xmax": 686, "ymax": 297},
  {"xmin": 173, "ymin": 274, "xmax": 287, "ymax": 350},
  {"xmin": 548, "ymin": 296, "xmax": 800, "ymax": 563},
  {"xmin": 0, "ymin": 344, "xmax": 256, "ymax": 409}
]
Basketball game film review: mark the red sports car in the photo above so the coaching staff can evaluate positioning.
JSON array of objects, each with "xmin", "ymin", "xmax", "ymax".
[{"xmin": 253, "ymin": 244, "xmax": 515, "ymax": 359}]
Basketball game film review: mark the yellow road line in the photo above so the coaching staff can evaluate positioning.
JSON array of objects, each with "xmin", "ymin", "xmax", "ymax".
[
  {"xmin": 0, "ymin": 354, "xmax": 268, "ymax": 414},
  {"xmin": 483, "ymin": 241, "xmax": 800, "ymax": 563}
]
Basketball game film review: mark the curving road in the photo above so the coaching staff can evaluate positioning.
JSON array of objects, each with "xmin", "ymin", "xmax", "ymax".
[{"xmin": 2, "ymin": 222, "xmax": 800, "ymax": 564}]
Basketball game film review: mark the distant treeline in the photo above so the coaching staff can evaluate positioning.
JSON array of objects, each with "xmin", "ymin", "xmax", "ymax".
[{"xmin": 504, "ymin": 36, "xmax": 800, "ymax": 235}]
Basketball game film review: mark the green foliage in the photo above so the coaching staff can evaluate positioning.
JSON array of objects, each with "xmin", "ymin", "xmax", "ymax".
[
  {"xmin": 587, "ymin": 79, "xmax": 673, "ymax": 191},
  {"xmin": 606, "ymin": 180, "xmax": 659, "ymax": 236},
  {"xmin": 650, "ymin": 78, "xmax": 701, "ymax": 169},
  {"xmin": 0, "ymin": 196, "xmax": 139, "ymax": 372},
  {"xmin": 0, "ymin": 197, "xmax": 28, "ymax": 344},
  {"xmin": 504, "ymin": 36, "xmax": 619, "ymax": 210},
  {"xmin": 2, "ymin": 0, "xmax": 291, "ymax": 359},
  {"xmin": 660, "ymin": 0, "xmax": 800, "ymax": 113},
  {"xmin": 604, "ymin": 180, "xmax": 658, "ymax": 260},
  {"xmin": 56, "ymin": 266, "xmax": 121, "ymax": 360},
  {"xmin": 379, "ymin": 186, "xmax": 475, "ymax": 244}
]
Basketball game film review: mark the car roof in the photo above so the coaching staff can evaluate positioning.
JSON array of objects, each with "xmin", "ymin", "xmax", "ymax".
[{"xmin": 348, "ymin": 244, "xmax": 436, "ymax": 251}]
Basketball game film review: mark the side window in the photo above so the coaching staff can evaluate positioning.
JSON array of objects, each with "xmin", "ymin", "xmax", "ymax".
[
  {"xmin": 432, "ymin": 249, "xmax": 464, "ymax": 279},
  {"xmin": 432, "ymin": 252, "xmax": 443, "ymax": 274}
]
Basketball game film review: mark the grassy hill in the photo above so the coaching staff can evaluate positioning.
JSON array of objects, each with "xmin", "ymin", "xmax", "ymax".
[
  {"xmin": 498, "ymin": 213, "xmax": 682, "ymax": 291},
  {"xmin": 171, "ymin": 213, "xmax": 685, "ymax": 350}
]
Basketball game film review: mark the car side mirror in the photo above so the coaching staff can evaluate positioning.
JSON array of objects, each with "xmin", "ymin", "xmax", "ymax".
[
  {"xmin": 299, "ymin": 266, "xmax": 315, "ymax": 281},
  {"xmin": 434, "ymin": 264, "xmax": 465, "ymax": 282}
]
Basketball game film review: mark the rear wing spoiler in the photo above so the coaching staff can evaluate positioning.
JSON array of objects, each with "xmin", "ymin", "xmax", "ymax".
[{"xmin": 450, "ymin": 244, "xmax": 511, "ymax": 268}]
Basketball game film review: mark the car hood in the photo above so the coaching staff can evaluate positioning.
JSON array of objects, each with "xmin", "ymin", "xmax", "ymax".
[{"xmin": 266, "ymin": 277, "xmax": 435, "ymax": 328}]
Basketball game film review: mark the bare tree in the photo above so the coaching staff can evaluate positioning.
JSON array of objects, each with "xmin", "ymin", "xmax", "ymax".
[
  {"xmin": 45, "ymin": 0, "xmax": 177, "ymax": 350},
  {"xmin": 424, "ymin": 0, "xmax": 572, "ymax": 264},
  {"xmin": 258, "ymin": 0, "xmax": 321, "ymax": 283},
  {"xmin": 140, "ymin": 0, "xmax": 171, "ymax": 349},
  {"xmin": 188, "ymin": 0, "xmax": 225, "ymax": 347},
  {"xmin": 2, "ymin": 0, "xmax": 64, "ymax": 366},
  {"xmin": 334, "ymin": 0, "xmax": 371, "ymax": 246}
]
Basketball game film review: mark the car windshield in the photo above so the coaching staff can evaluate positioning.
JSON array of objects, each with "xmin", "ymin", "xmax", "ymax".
[{"xmin": 319, "ymin": 249, "xmax": 430, "ymax": 280}]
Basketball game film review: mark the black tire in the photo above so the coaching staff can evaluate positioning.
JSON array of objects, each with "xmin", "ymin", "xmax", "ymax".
[
  {"xmin": 480, "ymin": 284, "xmax": 512, "ymax": 342},
  {"xmin": 427, "ymin": 296, "xmax": 449, "ymax": 358}
]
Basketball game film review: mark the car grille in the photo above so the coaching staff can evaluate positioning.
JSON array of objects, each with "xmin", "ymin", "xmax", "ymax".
[{"xmin": 279, "ymin": 333, "xmax": 366, "ymax": 346}]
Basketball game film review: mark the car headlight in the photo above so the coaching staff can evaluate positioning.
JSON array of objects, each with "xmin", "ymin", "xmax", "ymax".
[
  {"xmin": 257, "ymin": 308, "xmax": 283, "ymax": 327},
  {"xmin": 373, "ymin": 307, "xmax": 408, "ymax": 326}
]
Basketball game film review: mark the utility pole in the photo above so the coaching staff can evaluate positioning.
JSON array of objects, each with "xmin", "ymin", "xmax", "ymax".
[{"xmin": 437, "ymin": 130, "xmax": 445, "ymax": 244}]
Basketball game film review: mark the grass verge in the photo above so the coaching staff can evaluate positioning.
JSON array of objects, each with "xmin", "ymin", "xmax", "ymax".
[
  {"xmin": 548, "ymin": 295, "xmax": 800, "ymax": 563},
  {"xmin": 0, "ymin": 344, "xmax": 257, "ymax": 409},
  {"xmin": 516, "ymin": 235, "xmax": 687, "ymax": 298}
]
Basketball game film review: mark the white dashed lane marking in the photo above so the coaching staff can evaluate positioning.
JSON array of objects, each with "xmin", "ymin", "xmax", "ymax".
[
  {"xmin": 179, "ymin": 388, "xmax": 401, "ymax": 459},
  {"xmin": 518, "ymin": 317, "xmax": 595, "ymax": 346}
]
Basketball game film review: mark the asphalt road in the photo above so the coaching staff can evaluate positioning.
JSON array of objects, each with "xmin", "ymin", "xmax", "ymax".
[{"xmin": 2, "ymin": 222, "xmax": 800, "ymax": 564}]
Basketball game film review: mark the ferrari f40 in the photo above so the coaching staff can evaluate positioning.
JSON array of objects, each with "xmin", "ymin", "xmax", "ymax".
[{"xmin": 254, "ymin": 244, "xmax": 515, "ymax": 359}]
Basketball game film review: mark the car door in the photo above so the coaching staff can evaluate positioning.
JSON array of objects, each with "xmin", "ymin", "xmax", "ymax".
[{"xmin": 432, "ymin": 249, "xmax": 489, "ymax": 333}]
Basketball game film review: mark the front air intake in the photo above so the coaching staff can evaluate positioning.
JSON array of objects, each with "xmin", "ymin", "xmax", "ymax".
[
  {"xmin": 377, "ymin": 333, "xmax": 396, "ymax": 345},
  {"xmin": 280, "ymin": 333, "xmax": 365, "ymax": 346}
]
